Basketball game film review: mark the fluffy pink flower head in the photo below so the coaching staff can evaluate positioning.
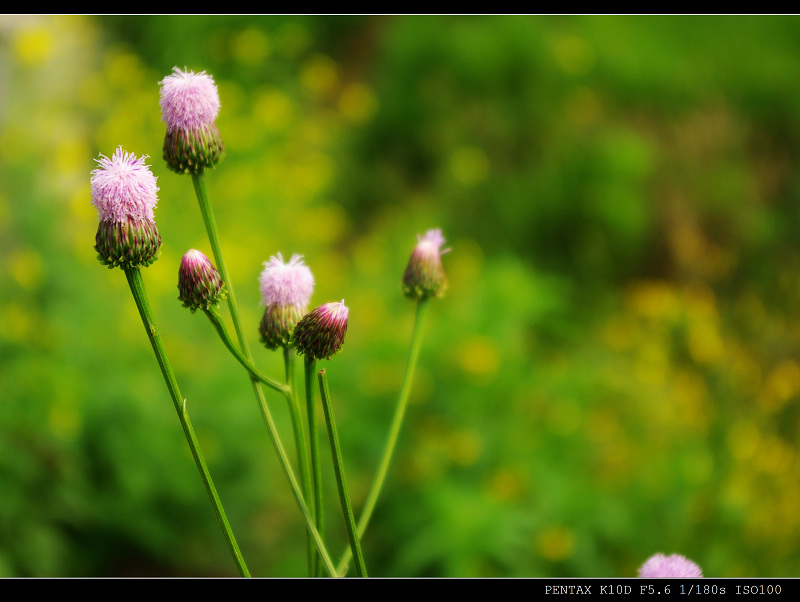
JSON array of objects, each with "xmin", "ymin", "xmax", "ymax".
[
  {"xmin": 259, "ymin": 253, "xmax": 315, "ymax": 310},
  {"xmin": 638, "ymin": 554, "xmax": 703, "ymax": 578},
  {"xmin": 402, "ymin": 228, "xmax": 450, "ymax": 300},
  {"xmin": 293, "ymin": 300, "xmax": 349, "ymax": 360},
  {"xmin": 159, "ymin": 67, "xmax": 221, "ymax": 132},
  {"xmin": 90, "ymin": 147, "xmax": 159, "ymax": 224}
]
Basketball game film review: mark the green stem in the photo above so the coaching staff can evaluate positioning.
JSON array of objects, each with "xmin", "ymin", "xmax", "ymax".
[
  {"xmin": 203, "ymin": 307, "xmax": 289, "ymax": 395},
  {"xmin": 191, "ymin": 172, "xmax": 250, "ymax": 357},
  {"xmin": 284, "ymin": 347, "xmax": 314, "ymax": 577},
  {"xmin": 190, "ymin": 170, "xmax": 336, "ymax": 577},
  {"xmin": 305, "ymin": 355, "xmax": 324, "ymax": 576},
  {"xmin": 318, "ymin": 369, "xmax": 368, "ymax": 577},
  {"xmin": 122, "ymin": 266, "xmax": 250, "ymax": 578},
  {"xmin": 336, "ymin": 297, "xmax": 430, "ymax": 576}
]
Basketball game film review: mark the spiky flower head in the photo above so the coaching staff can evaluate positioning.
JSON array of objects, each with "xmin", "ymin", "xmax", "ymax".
[
  {"xmin": 638, "ymin": 554, "xmax": 703, "ymax": 578},
  {"xmin": 402, "ymin": 228, "xmax": 449, "ymax": 300},
  {"xmin": 178, "ymin": 249, "xmax": 227, "ymax": 312},
  {"xmin": 258, "ymin": 253, "xmax": 315, "ymax": 349},
  {"xmin": 259, "ymin": 253, "xmax": 315, "ymax": 309},
  {"xmin": 293, "ymin": 300, "xmax": 349, "ymax": 360},
  {"xmin": 90, "ymin": 147, "xmax": 161, "ymax": 269},
  {"xmin": 159, "ymin": 67, "xmax": 224, "ymax": 174}
]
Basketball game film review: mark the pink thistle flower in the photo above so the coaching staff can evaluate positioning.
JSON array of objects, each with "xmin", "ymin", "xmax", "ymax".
[
  {"xmin": 159, "ymin": 67, "xmax": 224, "ymax": 174},
  {"xmin": 402, "ymin": 228, "xmax": 449, "ymax": 300},
  {"xmin": 638, "ymin": 554, "xmax": 703, "ymax": 578},
  {"xmin": 159, "ymin": 67, "xmax": 221, "ymax": 132},
  {"xmin": 90, "ymin": 147, "xmax": 159, "ymax": 224},
  {"xmin": 259, "ymin": 253, "xmax": 315, "ymax": 309},
  {"xmin": 293, "ymin": 300, "xmax": 349, "ymax": 360},
  {"xmin": 258, "ymin": 253, "xmax": 315, "ymax": 349},
  {"xmin": 178, "ymin": 249, "xmax": 227, "ymax": 312},
  {"xmin": 90, "ymin": 146, "xmax": 161, "ymax": 268}
]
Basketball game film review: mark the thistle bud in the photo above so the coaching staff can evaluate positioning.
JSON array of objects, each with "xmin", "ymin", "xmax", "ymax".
[
  {"xmin": 293, "ymin": 300, "xmax": 349, "ymax": 360},
  {"xmin": 90, "ymin": 147, "xmax": 161, "ymax": 269},
  {"xmin": 402, "ymin": 229, "xmax": 449, "ymax": 300},
  {"xmin": 178, "ymin": 249, "xmax": 227, "ymax": 312},
  {"xmin": 258, "ymin": 253, "xmax": 314, "ymax": 349},
  {"xmin": 159, "ymin": 67, "xmax": 224, "ymax": 174},
  {"xmin": 637, "ymin": 554, "xmax": 703, "ymax": 578}
]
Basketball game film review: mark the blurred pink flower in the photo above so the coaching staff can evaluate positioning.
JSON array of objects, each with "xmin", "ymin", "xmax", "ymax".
[
  {"xmin": 403, "ymin": 228, "xmax": 449, "ymax": 300},
  {"xmin": 159, "ymin": 67, "xmax": 221, "ymax": 132},
  {"xmin": 259, "ymin": 253, "xmax": 315, "ymax": 310},
  {"xmin": 638, "ymin": 553, "xmax": 703, "ymax": 578},
  {"xmin": 90, "ymin": 146, "xmax": 159, "ymax": 224}
]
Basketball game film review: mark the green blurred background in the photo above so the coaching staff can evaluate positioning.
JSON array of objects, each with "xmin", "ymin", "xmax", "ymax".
[{"xmin": 2, "ymin": 14, "xmax": 800, "ymax": 577}]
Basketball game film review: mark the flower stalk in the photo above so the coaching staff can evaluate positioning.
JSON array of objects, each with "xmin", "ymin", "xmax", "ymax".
[
  {"xmin": 305, "ymin": 355, "xmax": 324, "ymax": 576},
  {"xmin": 336, "ymin": 297, "xmax": 431, "ymax": 575},
  {"xmin": 318, "ymin": 369, "xmax": 368, "ymax": 577},
  {"xmin": 123, "ymin": 266, "xmax": 250, "ymax": 578},
  {"xmin": 190, "ymin": 170, "xmax": 335, "ymax": 577}
]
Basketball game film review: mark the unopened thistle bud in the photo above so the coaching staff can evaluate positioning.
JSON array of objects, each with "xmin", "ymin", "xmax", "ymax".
[
  {"xmin": 159, "ymin": 67, "xmax": 224, "ymax": 174},
  {"xmin": 402, "ymin": 228, "xmax": 449, "ymax": 300},
  {"xmin": 637, "ymin": 554, "xmax": 703, "ymax": 578},
  {"xmin": 178, "ymin": 249, "xmax": 227, "ymax": 312},
  {"xmin": 258, "ymin": 253, "xmax": 315, "ymax": 349},
  {"xmin": 90, "ymin": 147, "xmax": 161, "ymax": 269},
  {"xmin": 293, "ymin": 300, "xmax": 349, "ymax": 360}
]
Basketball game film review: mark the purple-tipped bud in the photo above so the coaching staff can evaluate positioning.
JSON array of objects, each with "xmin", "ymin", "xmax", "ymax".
[
  {"xmin": 638, "ymin": 554, "xmax": 703, "ymax": 578},
  {"xmin": 159, "ymin": 67, "xmax": 224, "ymax": 174},
  {"xmin": 402, "ymin": 228, "xmax": 449, "ymax": 300},
  {"xmin": 293, "ymin": 300, "xmax": 349, "ymax": 360},
  {"xmin": 178, "ymin": 249, "xmax": 227, "ymax": 312},
  {"xmin": 90, "ymin": 147, "xmax": 161, "ymax": 268},
  {"xmin": 258, "ymin": 253, "xmax": 315, "ymax": 349}
]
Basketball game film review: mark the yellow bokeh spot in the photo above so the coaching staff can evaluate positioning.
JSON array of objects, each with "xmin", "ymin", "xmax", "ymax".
[
  {"xmin": 300, "ymin": 54, "xmax": 339, "ymax": 98},
  {"xmin": 71, "ymin": 184, "xmax": 94, "ymax": 220},
  {"xmin": 0, "ymin": 302, "xmax": 35, "ymax": 343},
  {"xmin": 627, "ymin": 280, "xmax": 678, "ymax": 320},
  {"xmin": 672, "ymin": 369, "xmax": 709, "ymax": 431},
  {"xmin": 103, "ymin": 52, "xmax": 145, "ymax": 91},
  {"xmin": 457, "ymin": 335, "xmax": 499, "ymax": 380},
  {"xmin": 447, "ymin": 429, "xmax": 482, "ymax": 467},
  {"xmin": 287, "ymin": 153, "xmax": 334, "ymax": 200},
  {"xmin": 12, "ymin": 22, "xmax": 54, "ymax": 66},
  {"xmin": 352, "ymin": 236, "xmax": 387, "ymax": 277},
  {"xmin": 553, "ymin": 35, "xmax": 595, "ymax": 76},
  {"xmin": 254, "ymin": 87, "xmax": 295, "ymax": 132},
  {"xmin": 231, "ymin": 27, "xmax": 271, "ymax": 65},
  {"xmin": 760, "ymin": 359, "xmax": 800, "ymax": 412},
  {"xmin": 602, "ymin": 312, "xmax": 640, "ymax": 351},
  {"xmin": 687, "ymin": 321, "xmax": 724, "ymax": 365},
  {"xmin": 564, "ymin": 86, "xmax": 601, "ymax": 127},
  {"xmin": 49, "ymin": 403, "xmax": 81, "ymax": 440},
  {"xmin": 537, "ymin": 525, "xmax": 575, "ymax": 561},
  {"xmin": 757, "ymin": 436, "xmax": 795, "ymax": 477},
  {"xmin": 449, "ymin": 146, "xmax": 490, "ymax": 186},
  {"xmin": 8, "ymin": 249, "xmax": 46, "ymax": 291},
  {"xmin": 339, "ymin": 82, "xmax": 378, "ymax": 123},
  {"xmin": 55, "ymin": 138, "xmax": 91, "ymax": 178},
  {"xmin": 727, "ymin": 420, "xmax": 760, "ymax": 461},
  {"xmin": 292, "ymin": 203, "xmax": 347, "ymax": 245},
  {"xmin": 486, "ymin": 468, "xmax": 527, "ymax": 502},
  {"xmin": 447, "ymin": 237, "xmax": 483, "ymax": 295}
]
